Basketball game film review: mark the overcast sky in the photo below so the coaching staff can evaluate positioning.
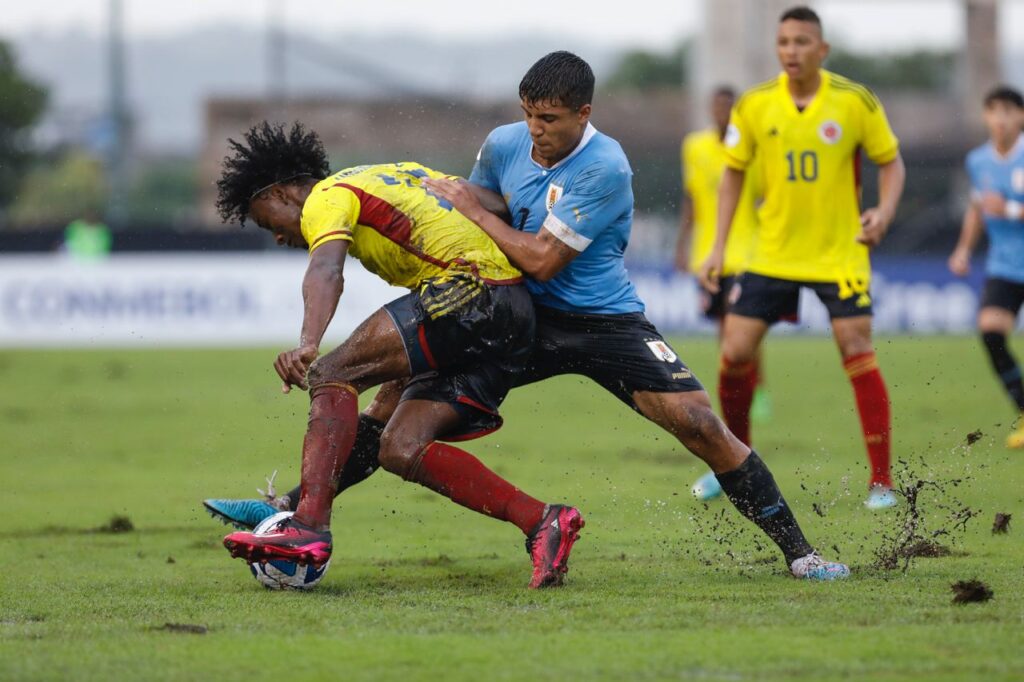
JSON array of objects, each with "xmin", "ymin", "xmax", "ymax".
[{"xmin": 2, "ymin": 0, "xmax": 1022, "ymax": 51}]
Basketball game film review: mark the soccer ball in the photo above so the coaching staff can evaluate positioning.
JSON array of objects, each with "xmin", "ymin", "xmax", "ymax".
[{"xmin": 246, "ymin": 511, "xmax": 331, "ymax": 590}]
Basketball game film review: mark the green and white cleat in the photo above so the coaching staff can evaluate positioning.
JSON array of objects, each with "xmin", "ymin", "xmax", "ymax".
[
  {"xmin": 790, "ymin": 552, "xmax": 850, "ymax": 581},
  {"xmin": 690, "ymin": 470, "xmax": 723, "ymax": 501},
  {"xmin": 864, "ymin": 485, "xmax": 898, "ymax": 511}
]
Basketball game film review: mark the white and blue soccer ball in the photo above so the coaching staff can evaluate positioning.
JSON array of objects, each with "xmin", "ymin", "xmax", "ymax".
[{"xmin": 246, "ymin": 511, "xmax": 331, "ymax": 590}]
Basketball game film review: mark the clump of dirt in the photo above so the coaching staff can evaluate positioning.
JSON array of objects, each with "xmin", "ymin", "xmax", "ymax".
[
  {"xmin": 992, "ymin": 512, "xmax": 1012, "ymax": 534},
  {"xmin": 155, "ymin": 623, "xmax": 207, "ymax": 634},
  {"xmin": 898, "ymin": 540, "xmax": 953, "ymax": 558},
  {"xmin": 951, "ymin": 579, "xmax": 993, "ymax": 604},
  {"xmin": 872, "ymin": 458, "xmax": 980, "ymax": 572},
  {"xmin": 964, "ymin": 429, "xmax": 983, "ymax": 446},
  {"xmin": 96, "ymin": 515, "xmax": 134, "ymax": 533}
]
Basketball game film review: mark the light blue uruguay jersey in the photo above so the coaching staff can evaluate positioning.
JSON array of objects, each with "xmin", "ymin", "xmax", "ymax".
[
  {"xmin": 966, "ymin": 135, "xmax": 1024, "ymax": 283},
  {"xmin": 469, "ymin": 121, "xmax": 644, "ymax": 314}
]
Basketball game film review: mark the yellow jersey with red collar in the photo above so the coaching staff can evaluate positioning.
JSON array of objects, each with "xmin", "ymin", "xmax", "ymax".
[
  {"xmin": 724, "ymin": 69, "xmax": 899, "ymax": 284},
  {"xmin": 682, "ymin": 128, "xmax": 760, "ymax": 275},
  {"xmin": 300, "ymin": 162, "xmax": 522, "ymax": 289}
]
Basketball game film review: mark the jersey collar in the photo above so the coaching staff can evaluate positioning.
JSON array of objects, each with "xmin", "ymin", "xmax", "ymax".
[
  {"xmin": 530, "ymin": 122, "xmax": 598, "ymax": 171},
  {"xmin": 988, "ymin": 133, "xmax": 1024, "ymax": 163},
  {"xmin": 778, "ymin": 69, "xmax": 830, "ymax": 118}
]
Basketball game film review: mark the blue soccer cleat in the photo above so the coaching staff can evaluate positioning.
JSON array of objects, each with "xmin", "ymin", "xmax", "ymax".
[
  {"xmin": 789, "ymin": 552, "xmax": 850, "ymax": 581},
  {"xmin": 691, "ymin": 470, "xmax": 723, "ymax": 501},
  {"xmin": 864, "ymin": 484, "xmax": 898, "ymax": 511},
  {"xmin": 203, "ymin": 498, "xmax": 280, "ymax": 530}
]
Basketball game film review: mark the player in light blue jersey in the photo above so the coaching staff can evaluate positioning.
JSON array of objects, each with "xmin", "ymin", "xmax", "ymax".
[
  {"xmin": 425, "ymin": 51, "xmax": 848, "ymax": 580},
  {"xmin": 949, "ymin": 86, "xmax": 1024, "ymax": 447},
  {"xmin": 468, "ymin": 118, "xmax": 642, "ymax": 314}
]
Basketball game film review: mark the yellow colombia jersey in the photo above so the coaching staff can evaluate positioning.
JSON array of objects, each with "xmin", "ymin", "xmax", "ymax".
[
  {"xmin": 724, "ymin": 69, "xmax": 899, "ymax": 283},
  {"xmin": 682, "ymin": 128, "xmax": 760, "ymax": 275},
  {"xmin": 300, "ymin": 162, "xmax": 522, "ymax": 289}
]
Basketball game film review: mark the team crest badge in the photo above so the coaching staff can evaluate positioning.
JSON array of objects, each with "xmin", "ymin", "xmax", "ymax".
[
  {"xmin": 818, "ymin": 120, "xmax": 842, "ymax": 145},
  {"xmin": 646, "ymin": 340, "xmax": 678, "ymax": 363},
  {"xmin": 546, "ymin": 183, "xmax": 564, "ymax": 211},
  {"xmin": 1013, "ymin": 168, "xmax": 1024, "ymax": 194}
]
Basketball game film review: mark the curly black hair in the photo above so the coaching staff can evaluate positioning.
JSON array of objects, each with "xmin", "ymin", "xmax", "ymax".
[{"xmin": 216, "ymin": 121, "xmax": 331, "ymax": 225}]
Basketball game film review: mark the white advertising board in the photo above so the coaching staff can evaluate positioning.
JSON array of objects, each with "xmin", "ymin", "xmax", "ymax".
[{"xmin": 0, "ymin": 254, "xmax": 406, "ymax": 347}]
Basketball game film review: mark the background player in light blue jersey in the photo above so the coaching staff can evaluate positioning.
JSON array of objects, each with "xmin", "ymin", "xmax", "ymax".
[
  {"xmin": 425, "ymin": 51, "xmax": 848, "ymax": 580},
  {"xmin": 949, "ymin": 86, "xmax": 1024, "ymax": 448}
]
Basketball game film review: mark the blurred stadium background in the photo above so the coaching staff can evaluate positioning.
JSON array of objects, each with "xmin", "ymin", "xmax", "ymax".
[{"xmin": 0, "ymin": 0, "xmax": 1019, "ymax": 347}]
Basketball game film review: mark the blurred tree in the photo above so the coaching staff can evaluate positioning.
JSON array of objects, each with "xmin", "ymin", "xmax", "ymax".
[
  {"xmin": 8, "ymin": 151, "xmax": 108, "ymax": 227},
  {"xmin": 826, "ymin": 48, "xmax": 954, "ymax": 92},
  {"xmin": 0, "ymin": 40, "xmax": 48, "ymax": 209},
  {"xmin": 605, "ymin": 42, "xmax": 689, "ymax": 91},
  {"xmin": 123, "ymin": 158, "xmax": 198, "ymax": 224}
]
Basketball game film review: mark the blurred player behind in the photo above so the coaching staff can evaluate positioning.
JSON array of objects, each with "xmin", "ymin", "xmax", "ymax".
[
  {"xmin": 698, "ymin": 6, "xmax": 906, "ymax": 510},
  {"xmin": 675, "ymin": 86, "xmax": 767, "ymax": 501},
  {"xmin": 948, "ymin": 86, "xmax": 1024, "ymax": 447}
]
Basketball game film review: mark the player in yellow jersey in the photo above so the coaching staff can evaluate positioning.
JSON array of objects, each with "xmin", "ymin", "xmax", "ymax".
[
  {"xmin": 215, "ymin": 122, "xmax": 583, "ymax": 588},
  {"xmin": 698, "ymin": 6, "xmax": 906, "ymax": 510},
  {"xmin": 676, "ymin": 86, "xmax": 769, "ymax": 501}
]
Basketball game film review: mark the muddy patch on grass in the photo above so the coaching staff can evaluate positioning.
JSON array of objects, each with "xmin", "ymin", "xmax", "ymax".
[
  {"xmin": 154, "ymin": 623, "xmax": 207, "ymax": 635},
  {"xmin": 951, "ymin": 579, "xmax": 993, "ymax": 604},
  {"xmin": 96, "ymin": 515, "xmax": 134, "ymax": 533},
  {"xmin": 992, "ymin": 512, "xmax": 1012, "ymax": 534},
  {"xmin": 897, "ymin": 540, "xmax": 959, "ymax": 558}
]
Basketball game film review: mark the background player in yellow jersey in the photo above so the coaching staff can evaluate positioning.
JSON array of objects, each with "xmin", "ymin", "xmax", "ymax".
[
  {"xmin": 698, "ymin": 6, "xmax": 906, "ymax": 510},
  {"xmin": 676, "ymin": 86, "xmax": 767, "ymax": 501},
  {"xmin": 215, "ymin": 122, "xmax": 583, "ymax": 589}
]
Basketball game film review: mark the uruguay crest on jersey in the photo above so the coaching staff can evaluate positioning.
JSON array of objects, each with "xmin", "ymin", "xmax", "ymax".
[{"xmin": 546, "ymin": 183, "xmax": 564, "ymax": 211}]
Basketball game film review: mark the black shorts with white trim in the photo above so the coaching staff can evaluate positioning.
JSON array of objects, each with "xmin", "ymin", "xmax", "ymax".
[{"xmin": 511, "ymin": 305, "xmax": 704, "ymax": 412}]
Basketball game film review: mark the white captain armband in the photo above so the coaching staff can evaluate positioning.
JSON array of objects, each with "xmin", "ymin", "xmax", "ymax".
[{"xmin": 542, "ymin": 213, "xmax": 592, "ymax": 251}]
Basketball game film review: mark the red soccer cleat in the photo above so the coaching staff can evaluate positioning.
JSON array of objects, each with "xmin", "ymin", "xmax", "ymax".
[
  {"xmin": 525, "ymin": 504, "xmax": 585, "ymax": 589},
  {"xmin": 223, "ymin": 515, "xmax": 332, "ymax": 567}
]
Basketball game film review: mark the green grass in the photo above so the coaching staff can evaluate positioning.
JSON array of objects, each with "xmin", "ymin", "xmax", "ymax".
[{"xmin": 1, "ymin": 337, "xmax": 1022, "ymax": 681}]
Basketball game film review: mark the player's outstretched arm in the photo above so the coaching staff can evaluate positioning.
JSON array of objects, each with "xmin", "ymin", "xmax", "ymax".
[
  {"xmin": 949, "ymin": 203, "xmax": 983, "ymax": 277},
  {"xmin": 423, "ymin": 177, "xmax": 579, "ymax": 282},
  {"xmin": 698, "ymin": 167, "xmax": 744, "ymax": 293},
  {"xmin": 275, "ymin": 240, "xmax": 349, "ymax": 392},
  {"xmin": 857, "ymin": 154, "xmax": 906, "ymax": 248}
]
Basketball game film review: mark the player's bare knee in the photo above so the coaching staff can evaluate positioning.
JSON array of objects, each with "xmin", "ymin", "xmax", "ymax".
[
  {"xmin": 378, "ymin": 426, "xmax": 427, "ymax": 478},
  {"xmin": 721, "ymin": 340, "xmax": 756, "ymax": 365},
  {"xmin": 306, "ymin": 357, "xmax": 333, "ymax": 388},
  {"xmin": 668, "ymin": 398, "xmax": 729, "ymax": 448},
  {"xmin": 307, "ymin": 355, "xmax": 362, "ymax": 391}
]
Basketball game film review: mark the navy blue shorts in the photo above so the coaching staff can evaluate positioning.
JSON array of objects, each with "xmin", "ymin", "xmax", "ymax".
[
  {"xmin": 729, "ymin": 272, "xmax": 873, "ymax": 324},
  {"xmin": 384, "ymin": 277, "xmax": 534, "ymax": 440},
  {"xmin": 510, "ymin": 305, "xmax": 704, "ymax": 412},
  {"xmin": 701, "ymin": 275, "xmax": 738, "ymax": 320}
]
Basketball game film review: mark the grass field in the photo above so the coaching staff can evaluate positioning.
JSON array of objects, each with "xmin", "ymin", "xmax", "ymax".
[{"xmin": 2, "ymin": 337, "xmax": 1022, "ymax": 681}]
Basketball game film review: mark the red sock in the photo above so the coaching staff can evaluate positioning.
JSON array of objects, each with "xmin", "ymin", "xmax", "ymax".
[
  {"xmin": 719, "ymin": 357, "xmax": 757, "ymax": 446},
  {"xmin": 294, "ymin": 384, "xmax": 359, "ymax": 529},
  {"xmin": 405, "ymin": 442, "xmax": 545, "ymax": 535},
  {"xmin": 844, "ymin": 352, "xmax": 892, "ymax": 489}
]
